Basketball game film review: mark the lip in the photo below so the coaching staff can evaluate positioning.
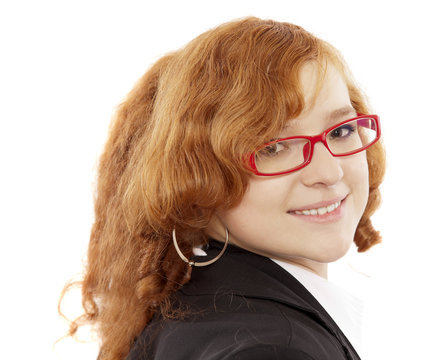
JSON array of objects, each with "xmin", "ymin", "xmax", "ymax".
[
  {"xmin": 287, "ymin": 195, "xmax": 348, "ymax": 224},
  {"xmin": 288, "ymin": 195, "xmax": 347, "ymax": 212}
]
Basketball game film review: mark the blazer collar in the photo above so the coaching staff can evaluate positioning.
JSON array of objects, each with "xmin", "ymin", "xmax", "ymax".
[
  {"xmin": 180, "ymin": 240, "xmax": 360, "ymax": 360},
  {"xmin": 184, "ymin": 241, "xmax": 319, "ymax": 312}
]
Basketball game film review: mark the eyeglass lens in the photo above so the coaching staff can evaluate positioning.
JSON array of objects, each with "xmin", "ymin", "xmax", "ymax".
[{"xmin": 254, "ymin": 117, "xmax": 378, "ymax": 174}]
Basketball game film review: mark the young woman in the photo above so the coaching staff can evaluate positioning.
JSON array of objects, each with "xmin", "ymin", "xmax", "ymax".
[{"xmin": 64, "ymin": 17, "xmax": 385, "ymax": 359}]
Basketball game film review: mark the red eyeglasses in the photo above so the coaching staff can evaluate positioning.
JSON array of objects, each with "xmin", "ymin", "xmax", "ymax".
[{"xmin": 248, "ymin": 114, "xmax": 381, "ymax": 176}]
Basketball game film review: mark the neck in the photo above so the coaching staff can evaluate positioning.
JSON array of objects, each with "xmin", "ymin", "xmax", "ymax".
[{"xmin": 273, "ymin": 256, "xmax": 328, "ymax": 278}]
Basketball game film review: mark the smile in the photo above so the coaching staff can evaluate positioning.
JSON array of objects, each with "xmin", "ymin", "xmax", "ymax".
[{"xmin": 292, "ymin": 200, "xmax": 342, "ymax": 216}]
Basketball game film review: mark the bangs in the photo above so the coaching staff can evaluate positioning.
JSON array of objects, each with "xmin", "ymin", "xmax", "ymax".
[{"xmin": 163, "ymin": 18, "xmax": 331, "ymax": 171}]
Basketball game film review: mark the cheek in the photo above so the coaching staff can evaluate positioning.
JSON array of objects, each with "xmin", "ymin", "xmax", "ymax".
[
  {"xmin": 346, "ymin": 153, "xmax": 370, "ymax": 213},
  {"xmin": 238, "ymin": 175, "xmax": 292, "ymax": 209},
  {"xmin": 217, "ymin": 177, "xmax": 291, "ymax": 243},
  {"xmin": 222, "ymin": 178, "xmax": 283, "ymax": 223}
]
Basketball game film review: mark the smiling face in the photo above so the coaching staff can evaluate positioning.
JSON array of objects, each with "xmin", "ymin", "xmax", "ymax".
[{"xmin": 206, "ymin": 62, "xmax": 370, "ymax": 277}]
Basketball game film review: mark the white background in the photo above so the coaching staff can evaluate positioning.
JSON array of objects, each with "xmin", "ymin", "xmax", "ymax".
[{"xmin": 1, "ymin": 1, "xmax": 438, "ymax": 359}]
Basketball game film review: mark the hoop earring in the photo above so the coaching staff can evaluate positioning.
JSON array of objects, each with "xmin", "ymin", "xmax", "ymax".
[{"xmin": 172, "ymin": 228, "xmax": 229, "ymax": 267}]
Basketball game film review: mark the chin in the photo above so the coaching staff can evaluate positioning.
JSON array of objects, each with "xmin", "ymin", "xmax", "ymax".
[{"xmin": 313, "ymin": 239, "xmax": 353, "ymax": 263}]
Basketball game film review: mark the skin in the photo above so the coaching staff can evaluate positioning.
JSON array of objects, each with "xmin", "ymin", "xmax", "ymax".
[{"xmin": 206, "ymin": 63, "xmax": 369, "ymax": 278}]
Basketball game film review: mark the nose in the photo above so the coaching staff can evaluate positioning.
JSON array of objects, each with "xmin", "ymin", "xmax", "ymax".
[{"xmin": 300, "ymin": 142, "xmax": 343, "ymax": 187}]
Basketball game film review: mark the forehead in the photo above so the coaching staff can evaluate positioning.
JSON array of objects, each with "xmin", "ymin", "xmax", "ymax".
[{"xmin": 282, "ymin": 63, "xmax": 355, "ymax": 135}]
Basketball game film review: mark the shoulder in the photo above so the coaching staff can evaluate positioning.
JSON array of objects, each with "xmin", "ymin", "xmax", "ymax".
[
  {"xmin": 129, "ymin": 329, "xmax": 316, "ymax": 360},
  {"xmin": 128, "ymin": 315, "xmax": 318, "ymax": 360},
  {"xmin": 227, "ymin": 344, "xmax": 317, "ymax": 360},
  {"xmin": 128, "ymin": 292, "xmax": 344, "ymax": 360},
  {"xmin": 128, "ymin": 247, "xmax": 355, "ymax": 359}
]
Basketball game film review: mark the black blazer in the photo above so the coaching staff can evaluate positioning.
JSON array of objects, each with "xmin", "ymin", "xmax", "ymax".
[{"xmin": 127, "ymin": 241, "xmax": 361, "ymax": 360}]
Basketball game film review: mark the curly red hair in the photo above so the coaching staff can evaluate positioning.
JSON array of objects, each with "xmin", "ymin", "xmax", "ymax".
[{"xmin": 60, "ymin": 17, "xmax": 385, "ymax": 359}]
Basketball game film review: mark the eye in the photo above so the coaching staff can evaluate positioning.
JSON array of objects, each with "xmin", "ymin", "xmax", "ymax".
[
  {"xmin": 328, "ymin": 124, "xmax": 356, "ymax": 140},
  {"xmin": 258, "ymin": 141, "xmax": 287, "ymax": 158}
]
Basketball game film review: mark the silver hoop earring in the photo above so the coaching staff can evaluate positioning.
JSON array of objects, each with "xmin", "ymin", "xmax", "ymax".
[{"xmin": 172, "ymin": 228, "xmax": 229, "ymax": 267}]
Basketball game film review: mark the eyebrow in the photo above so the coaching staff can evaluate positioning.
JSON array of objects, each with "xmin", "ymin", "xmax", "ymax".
[
  {"xmin": 282, "ymin": 106, "xmax": 357, "ymax": 133},
  {"xmin": 325, "ymin": 106, "xmax": 357, "ymax": 122}
]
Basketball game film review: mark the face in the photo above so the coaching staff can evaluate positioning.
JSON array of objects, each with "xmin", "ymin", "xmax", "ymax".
[{"xmin": 207, "ymin": 63, "xmax": 370, "ymax": 276}]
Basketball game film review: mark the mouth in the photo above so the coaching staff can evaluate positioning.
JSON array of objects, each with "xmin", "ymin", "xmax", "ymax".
[
  {"xmin": 287, "ymin": 196, "xmax": 347, "ymax": 223},
  {"xmin": 291, "ymin": 200, "xmax": 342, "ymax": 216}
]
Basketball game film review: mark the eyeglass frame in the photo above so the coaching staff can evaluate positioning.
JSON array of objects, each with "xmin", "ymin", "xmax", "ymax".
[{"xmin": 248, "ymin": 114, "xmax": 381, "ymax": 177}]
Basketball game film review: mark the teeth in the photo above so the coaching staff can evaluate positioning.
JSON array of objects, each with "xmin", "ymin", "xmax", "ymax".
[
  {"xmin": 317, "ymin": 207, "xmax": 327, "ymax": 215},
  {"xmin": 294, "ymin": 201, "xmax": 341, "ymax": 216}
]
